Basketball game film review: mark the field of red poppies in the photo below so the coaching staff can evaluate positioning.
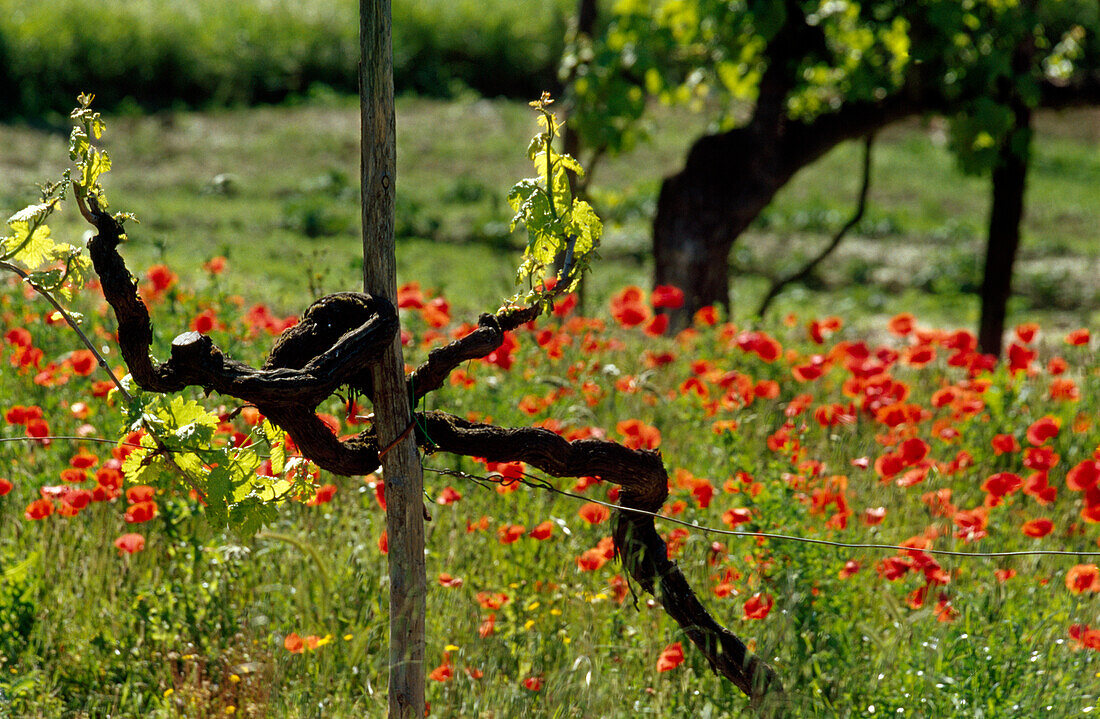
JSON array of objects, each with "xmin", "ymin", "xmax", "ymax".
[{"xmin": 2, "ymin": 241, "xmax": 1099, "ymax": 716}]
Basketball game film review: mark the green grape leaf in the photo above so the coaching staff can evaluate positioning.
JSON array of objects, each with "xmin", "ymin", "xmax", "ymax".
[
  {"xmin": 82, "ymin": 149, "xmax": 111, "ymax": 190},
  {"xmin": 26, "ymin": 269, "xmax": 63, "ymax": 290},
  {"xmin": 558, "ymin": 153, "xmax": 585, "ymax": 178},
  {"xmin": 4, "ymin": 221, "xmax": 54, "ymax": 270},
  {"xmin": 262, "ymin": 420, "xmax": 286, "ymax": 476},
  {"xmin": 8, "ymin": 201, "xmax": 57, "ymax": 226},
  {"xmin": 229, "ymin": 498, "xmax": 278, "ymax": 536}
]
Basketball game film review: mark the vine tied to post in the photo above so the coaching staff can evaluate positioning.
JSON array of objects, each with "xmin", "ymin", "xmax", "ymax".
[{"xmin": 5, "ymin": 93, "xmax": 782, "ymax": 703}]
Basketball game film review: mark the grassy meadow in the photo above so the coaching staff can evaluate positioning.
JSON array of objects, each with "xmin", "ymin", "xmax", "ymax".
[{"xmin": 1, "ymin": 93, "xmax": 1100, "ymax": 718}]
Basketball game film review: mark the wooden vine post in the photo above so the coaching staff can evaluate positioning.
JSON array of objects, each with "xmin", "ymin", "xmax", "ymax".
[{"xmin": 360, "ymin": 2, "xmax": 427, "ymax": 717}]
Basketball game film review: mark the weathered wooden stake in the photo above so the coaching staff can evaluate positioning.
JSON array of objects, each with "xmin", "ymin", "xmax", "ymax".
[{"xmin": 360, "ymin": 2, "xmax": 426, "ymax": 717}]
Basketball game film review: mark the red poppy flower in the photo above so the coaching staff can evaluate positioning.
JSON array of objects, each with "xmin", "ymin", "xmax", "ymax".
[
  {"xmin": 0, "ymin": 478, "xmax": 11, "ymax": 496},
  {"xmin": 126, "ymin": 485, "xmax": 155, "ymax": 503},
  {"xmin": 422, "ymin": 297, "xmax": 451, "ymax": 328},
  {"xmin": 438, "ymin": 572, "xmax": 463, "ymax": 588},
  {"xmin": 887, "ymin": 313, "xmax": 915, "ymax": 336},
  {"xmin": 902, "ymin": 345, "xmax": 936, "ymax": 367},
  {"xmin": 1066, "ymin": 564, "xmax": 1100, "ymax": 594},
  {"xmin": 1065, "ymin": 328, "xmax": 1090, "ymax": 346},
  {"xmin": 553, "ymin": 293, "xmax": 577, "ymax": 317},
  {"xmin": 694, "ymin": 306, "xmax": 719, "ymax": 326},
  {"xmin": 995, "ymin": 568, "xmax": 1016, "ymax": 583},
  {"xmin": 863, "ymin": 507, "xmax": 886, "ymax": 526},
  {"xmin": 1026, "ymin": 416, "xmax": 1060, "ymax": 446},
  {"xmin": 125, "ymin": 500, "xmax": 158, "ymax": 523},
  {"xmin": 4, "ymin": 405, "xmax": 28, "ymax": 425},
  {"xmin": 476, "ymin": 592, "xmax": 509, "ymax": 610},
  {"xmin": 576, "ymin": 548, "xmax": 608, "ymax": 572},
  {"xmin": 306, "ymin": 484, "xmax": 337, "ymax": 506},
  {"xmin": 202, "ymin": 256, "xmax": 226, "ymax": 275},
  {"xmin": 114, "ymin": 533, "xmax": 146, "ymax": 555},
  {"xmin": 953, "ymin": 507, "xmax": 988, "ymax": 542},
  {"xmin": 1023, "ymin": 447, "xmax": 1059, "ymax": 472},
  {"xmin": 643, "ymin": 314, "xmax": 669, "ymax": 337},
  {"xmin": 429, "ymin": 653, "xmax": 454, "ymax": 682},
  {"xmin": 478, "ymin": 613, "xmax": 496, "ymax": 637},
  {"xmin": 60, "ymin": 487, "xmax": 92, "ymax": 511},
  {"xmin": 1021, "ymin": 518, "xmax": 1053, "ymax": 538},
  {"xmin": 991, "ymin": 434, "xmax": 1020, "ymax": 455},
  {"xmin": 578, "ymin": 502, "xmax": 611, "ymax": 525},
  {"xmin": 616, "ymin": 419, "xmax": 661, "ymax": 449},
  {"xmin": 651, "ymin": 285, "xmax": 685, "ymax": 310},
  {"xmin": 397, "ymin": 282, "xmax": 424, "ymax": 309},
  {"xmin": 529, "ymin": 521, "xmax": 554, "ymax": 540},
  {"xmin": 437, "ymin": 486, "xmax": 462, "ymax": 505},
  {"xmin": 59, "ymin": 468, "xmax": 87, "ymax": 484},
  {"xmin": 874, "ymin": 453, "xmax": 905, "ymax": 480},
  {"xmin": 497, "ymin": 524, "xmax": 526, "ymax": 544},
  {"xmin": 722, "ymin": 508, "xmax": 753, "ymax": 528},
  {"xmin": 1014, "ymin": 323, "xmax": 1039, "ymax": 343},
  {"xmin": 284, "ymin": 633, "xmax": 304, "ymax": 653},
  {"xmin": 743, "ymin": 592, "xmax": 774, "ymax": 620},
  {"xmin": 877, "ymin": 556, "xmax": 912, "ymax": 581},
  {"xmin": 69, "ymin": 450, "xmax": 99, "ymax": 469},
  {"xmin": 1050, "ymin": 378, "xmax": 1080, "ymax": 401},
  {"xmin": 609, "ymin": 286, "xmax": 651, "ymax": 328},
  {"xmin": 68, "ymin": 349, "xmax": 97, "ymax": 376},
  {"xmin": 25, "ymin": 417, "xmax": 49, "ymax": 440},
  {"xmin": 839, "ymin": 560, "xmax": 861, "ymax": 579},
  {"xmin": 754, "ymin": 380, "xmax": 780, "ymax": 400},
  {"xmin": 24, "ymin": 498, "xmax": 53, "ymax": 520},
  {"xmin": 791, "ymin": 362, "xmax": 824, "ymax": 382},
  {"xmin": 1022, "ymin": 472, "xmax": 1057, "ymax": 505},
  {"xmin": 898, "ymin": 437, "xmax": 930, "ymax": 466},
  {"xmin": 4, "ymin": 327, "xmax": 32, "ymax": 348},
  {"xmin": 1007, "ymin": 342, "xmax": 1036, "ymax": 374},
  {"xmin": 190, "ymin": 309, "xmax": 219, "ymax": 334},
  {"xmin": 146, "ymin": 264, "xmax": 177, "ymax": 293},
  {"xmin": 522, "ymin": 676, "xmax": 543, "ymax": 692},
  {"xmin": 982, "ymin": 472, "xmax": 1023, "ymax": 499},
  {"xmin": 656, "ymin": 642, "xmax": 685, "ymax": 672},
  {"xmin": 484, "ymin": 331, "xmax": 518, "ymax": 370},
  {"xmin": 1067, "ymin": 460, "xmax": 1100, "ymax": 492}
]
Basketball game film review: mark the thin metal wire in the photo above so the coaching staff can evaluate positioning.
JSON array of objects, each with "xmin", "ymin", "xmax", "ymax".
[{"xmin": 423, "ymin": 465, "xmax": 1100, "ymax": 560}]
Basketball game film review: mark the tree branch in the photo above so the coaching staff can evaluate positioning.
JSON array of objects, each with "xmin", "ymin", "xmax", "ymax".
[
  {"xmin": 407, "ymin": 305, "xmax": 540, "ymax": 403},
  {"xmin": 757, "ymin": 132, "xmax": 875, "ymax": 316}
]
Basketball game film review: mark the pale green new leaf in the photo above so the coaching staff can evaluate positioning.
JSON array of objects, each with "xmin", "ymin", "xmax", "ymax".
[
  {"xmin": 69, "ymin": 126, "xmax": 90, "ymax": 161},
  {"xmin": 262, "ymin": 419, "xmax": 286, "ymax": 475},
  {"xmin": 5, "ymin": 221, "xmax": 54, "ymax": 270},
  {"xmin": 82, "ymin": 149, "xmax": 111, "ymax": 190},
  {"xmin": 7, "ymin": 201, "xmax": 57, "ymax": 225}
]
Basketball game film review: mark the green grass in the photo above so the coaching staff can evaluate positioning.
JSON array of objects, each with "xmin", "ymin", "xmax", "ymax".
[{"xmin": 3, "ymin": 96, "xmax": 1097, "ymax": 331}]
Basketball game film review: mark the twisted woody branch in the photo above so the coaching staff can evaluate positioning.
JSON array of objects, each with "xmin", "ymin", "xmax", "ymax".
[{"xmin": 85, "ymin": 205, "xmax": 780, "ymax": 702}]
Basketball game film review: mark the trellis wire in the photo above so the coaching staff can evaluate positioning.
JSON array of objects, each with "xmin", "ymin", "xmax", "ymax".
[{"xmin": 422, "ymin": 465, "xmax": 1100, "ymax": 560}]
